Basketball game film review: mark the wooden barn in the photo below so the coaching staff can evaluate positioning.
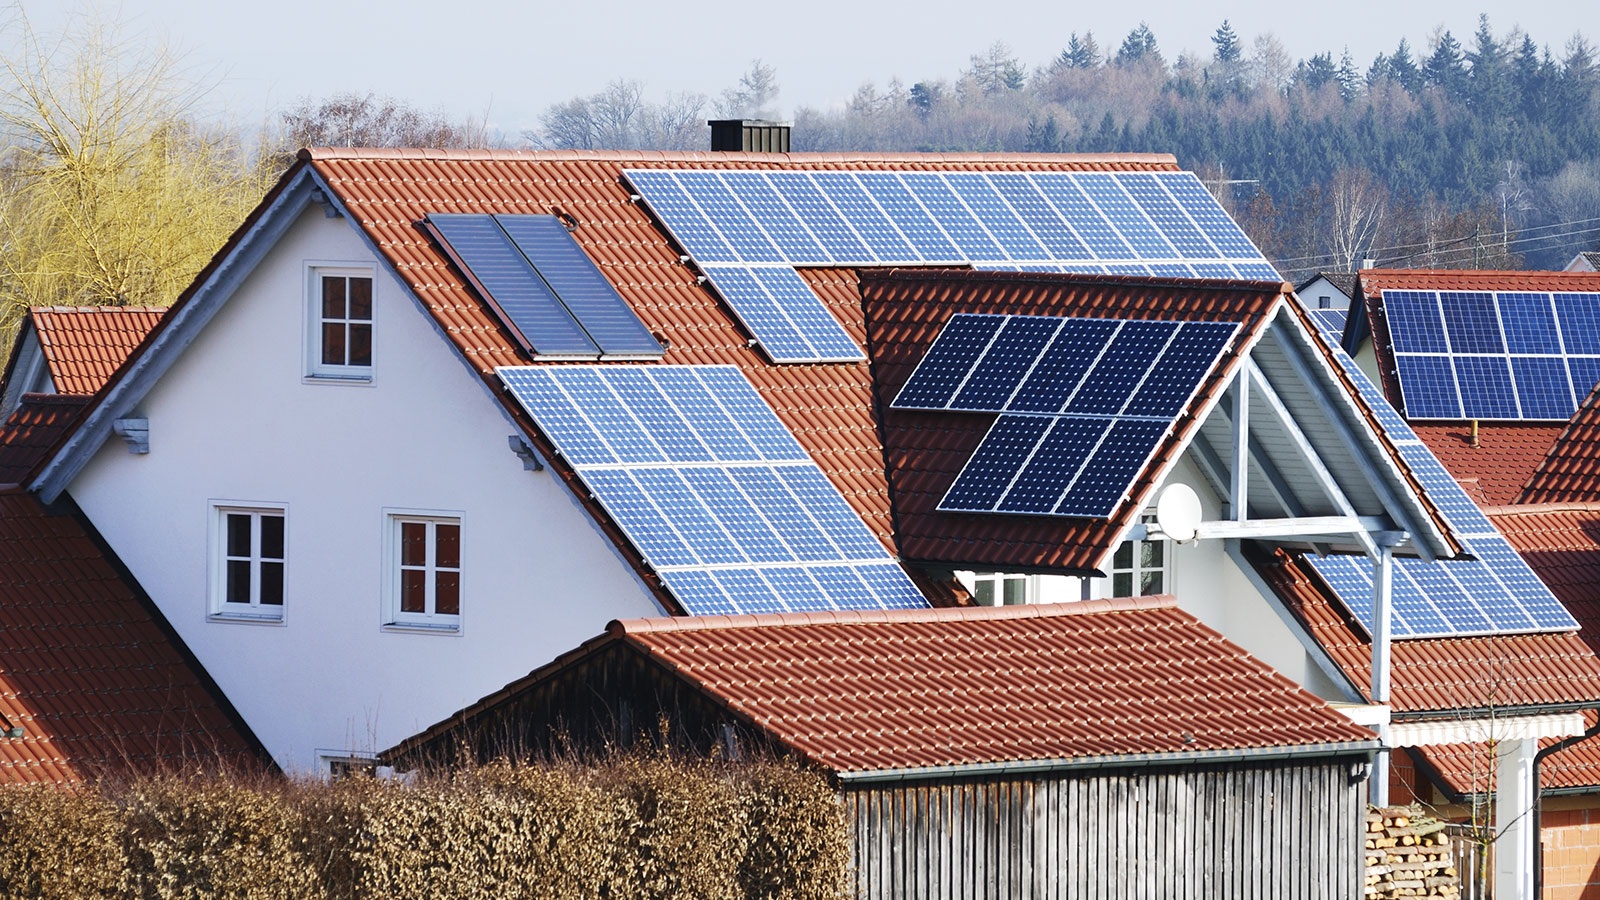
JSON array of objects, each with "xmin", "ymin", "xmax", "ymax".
[{"xmin": 384, "ymin": 598, "xmax": 1378, "ymax": 898}]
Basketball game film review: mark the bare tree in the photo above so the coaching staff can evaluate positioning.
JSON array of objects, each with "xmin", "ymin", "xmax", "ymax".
[
  {"xmin": 718, "ymin": 60, "xmax": 780, "ymax": 119},
  {"xmin": 279, "ymin": 92, "xmax": 490, "ymax": 154}
]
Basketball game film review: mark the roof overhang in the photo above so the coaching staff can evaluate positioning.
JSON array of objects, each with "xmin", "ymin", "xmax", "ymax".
[{"xmin": 1389, "ymin": 711, "xmax": 1586, "ymax": 747}]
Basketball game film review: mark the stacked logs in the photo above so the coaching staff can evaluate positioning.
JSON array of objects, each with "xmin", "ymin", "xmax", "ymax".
[{"xmin": 1364, "ymin": 806, "xmax": 1461, "ymax": 898}]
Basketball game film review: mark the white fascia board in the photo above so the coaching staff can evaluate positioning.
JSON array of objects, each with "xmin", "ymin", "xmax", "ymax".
[
  {"xmin": 1263, "ymin": 298, "xmax": 1454, "ymax": 558},
  {"xmin": 31, "ymin": 169, "xmax": 321, "ymax": 503},
  {"xmin": 1388, "ymin": 712, "xmax": 1586, "ymax": 747}
]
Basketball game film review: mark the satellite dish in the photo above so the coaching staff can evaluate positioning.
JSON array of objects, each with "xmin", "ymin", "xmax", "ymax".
[{"xmin": 1154, "ymin": 483, "xmax": 1203, "ymax": 543}]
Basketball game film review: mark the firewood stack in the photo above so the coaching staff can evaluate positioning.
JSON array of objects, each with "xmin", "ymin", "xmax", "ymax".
[{"xmin": 1364, "ymin": 806, "xmax": 1460, "ymax": 898}]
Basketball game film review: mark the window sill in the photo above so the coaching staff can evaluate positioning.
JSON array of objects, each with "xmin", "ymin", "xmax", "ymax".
[
  {"xmin": 304, "ymin": 372, "xmax": 373, "ymax": 386},
  {"xmin": 209, "ymin": 611, "xmax": 286, "ymax": 626},
  {"xmin": 382, "ymin": 621, "xmax": 461, "ymax": 636}
]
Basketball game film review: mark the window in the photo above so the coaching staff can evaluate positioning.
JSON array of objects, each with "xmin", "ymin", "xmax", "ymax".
[
  {"xmin": 309, "ymin": 267, "xmax": 372, "ymax": 378},
  {"xmin": 970, "ymin": 572, "xmax": 1032, "ymax": 606},
  {"xmin": 1318, "ymin": 295, "xmax": 1332, "ymax": 309},
  {"xmin": 210, "ymin": 505, "xmax": 286, "ymax": 621},
  {"xmin": 386, "ymin": 513, "xmax": 461, "ymax": 631},
  {"xmin": 322, "ymin": 754, "xmax": 378, "ymax": 781},
  {"xmin": 1109, "ymin": 515, "xmax": 1171, "ymax": 597}
]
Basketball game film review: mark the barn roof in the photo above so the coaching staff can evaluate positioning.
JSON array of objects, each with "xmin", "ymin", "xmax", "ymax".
[{"xmin": 385, "ymin": 598, "xmax": 1376, "ymax": 776}]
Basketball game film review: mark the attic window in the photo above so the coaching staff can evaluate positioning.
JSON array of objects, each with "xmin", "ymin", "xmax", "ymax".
[
  {"xmin": 424, "ymin": 214, "xmax": 662, "ymax": 360},
  {"xmin": 308, "ymin": 266, "xmax": 373, "ymax": 380}
]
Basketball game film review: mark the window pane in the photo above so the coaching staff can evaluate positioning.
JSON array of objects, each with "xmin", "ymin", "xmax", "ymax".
[
  {"xmin": 435, "ymin": 571, "xmax": 459, "ymax": 616},
  {"xmin": 401, "ymin": 522, "xmax": 427, "ymax": 566},
  {"xmin": 227, "ymin": 560, "xmax": 251, "ymax": 604},
  {"xmin": 226, "ymin": 514, "xmax": 251, "ymax": 557},
  {"xmin": 261, "ymin": 561, "xmax": 284, "ymax": 605},
  {"xmin": 348, "ymin": 277, "xmax": 372, "ymax": 320},
  {"xmin": 1113, "ymin": 541, "xmax": 1132, "ymax": 569},
  {"xmin": 1113, "ymin": 573, "xmax": 1132, "ymax": 597},
  {"xmin": 435, "ymin": 523, "xmax": 460, "ymax": 568},
  {"xmin": 322, "ymin": 276, "xmax": 346, "ymax": 319},
  {"xmin": 349, "ymin": 324, "xmax": 372, "ymax": 367},
  {"xmin": 260, "ymin": 514, "xmax": 285, "ymax": 560},
  {"xmin": 974, "ymin": 580, "xmax": 995, "ymax": 606},
  {"xmin": 1142, "ymin": 539, "xmax": 1164, "ymax": 568},
  {"xmin": 400, "ymin": 569, "xmax": 426, "ymax": 613},
  {"xmin": 1141, "ymin": 570, "xmax": 1164, "ymax": 595},
  {"xmin": 322, "ymin": 323, "xmax": 346, "ymax": 365},
  {"xmin": 1002, "ymin": 577, "xmax": 1026, "ymax": 606}
]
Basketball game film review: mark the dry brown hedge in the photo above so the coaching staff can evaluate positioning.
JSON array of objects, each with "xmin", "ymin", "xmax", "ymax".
[{"xmin": 0, "ymin": 755, "xmax": 847, "ymax": 900}]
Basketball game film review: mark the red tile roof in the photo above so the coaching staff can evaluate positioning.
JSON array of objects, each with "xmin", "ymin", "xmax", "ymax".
[
  {"xmin": 392, "ymin": 597, "xmax": 1375, "ymax": 774},
  {"xmin": 1410, "ymin": 423, "xmax": 1568, "ymax": 507},
  {"xmin": 1251, "ymin": 546, "xmax": 1600, "ymax": 715},
  {"xmin": 0, "ymin": 395, "xmax": 88, "ymax": 486},
  {"xmin": 1407, "ymin": 710, "xmax": 1600, "ymax": 796},
  {"xmin": 859, "ymin": 267, "xmax": 1279, "ymax": 571},
  {"xmin": 0, "ymin": 489, "xmax": 261, "ymax": 783},
  {"xmin": 1521, "ymin": 382, "xmax": 1600, "ymax": 504},
  {"xmin": 29, "ymin": 306, "xmax": 165, "ymax": 395},
  {"xmin": 1484, "ymin": 503, "xmax": 1600, "ymax": 652}
]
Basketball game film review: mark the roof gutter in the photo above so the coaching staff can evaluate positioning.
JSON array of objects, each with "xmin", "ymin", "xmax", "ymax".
[
  {"xmin": 1533, "ymin": 709, "xmax": 1600, "ymax": 898},
  {"xmin": 834, "ymin": 739, "xmax": 1380, "ymax": 785}
]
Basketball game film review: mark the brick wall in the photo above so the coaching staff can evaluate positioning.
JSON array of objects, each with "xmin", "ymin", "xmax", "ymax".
[{"xmin": 1543, "ymin": 807, "xmax": 1600, "ymax": 899}]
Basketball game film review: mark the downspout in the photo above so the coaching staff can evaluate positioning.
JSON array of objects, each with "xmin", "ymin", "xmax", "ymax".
[{"xmin": 1532, "ymin": 711, "xmax": 1600, "ymax": 897}]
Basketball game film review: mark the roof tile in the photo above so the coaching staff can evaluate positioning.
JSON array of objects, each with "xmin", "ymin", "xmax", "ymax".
[
  {"xmin": 29, "ymin": 306, "xmax": 164, "ymax": 396},
  {"xmin": 1522, "ymin": 382, "xmax": 1600, "ymax": 503},
  {"xmin": 1410, "ymin": 423, "xmax": 1568, "ymax": 507}
]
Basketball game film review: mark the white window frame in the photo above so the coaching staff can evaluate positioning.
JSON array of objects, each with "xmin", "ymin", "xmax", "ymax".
[
  {"xmin": 306, "ymin": 263, "xmax": 375, "ymax": 381},
  {"xmin": 967, "ymin": 571, "xmax": 1035, "ymax": 606},
  {"xmin": 382, "ymin": 509, "xmax": 463, "ymax": 633},
  {"xmin": 1108, "ymin": 514, "xmax": 1173, "ymax": 598},
  {"xmin": 318, "ymin": 751, "xmax": 379, "ymax": 782},
  {"xmin": 208, "ymin": 502, "xmax": 288, "ymax": 623}
]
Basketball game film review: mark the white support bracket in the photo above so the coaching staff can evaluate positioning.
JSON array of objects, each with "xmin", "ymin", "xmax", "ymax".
[
  {"xmin": 508, "ymin": 435, "xmax": 545, "ymax": 471},
  {"xmin": 111, "ymin": 418, "xmax": 149, "ymax": 454}
]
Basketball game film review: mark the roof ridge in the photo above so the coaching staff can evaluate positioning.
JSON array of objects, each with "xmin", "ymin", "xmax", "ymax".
[
  {"xmin": 298, "ymin": 146, "xmax": 1179, "ymax": 166},
  {"xmin": 1483, "ymin": 502, "xmax": 1600, "ymax": 515},
  {"xmin": 31, "ymin": 305, "xmax": 168, "ymax": 315},
  {"xmin": 863, "ymin": 267, "xmax": 1291, "ymax": 295},
  {"xmin": 611, "ymin": 595, "xmax": 1179, "ymax": 635}
]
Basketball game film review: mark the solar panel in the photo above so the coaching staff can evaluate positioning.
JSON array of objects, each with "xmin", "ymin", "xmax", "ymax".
[
  {"xmin": 1306, "ymin": 308, "xmax": 1349, "ymax": 343},
  {"xmin": 895, "ymin": 314, "xmax": 1239, "ymax": 519},
  {"xmin": 1307, "ymin": 347, "xmax": 1580, "ymax": 639},
  {"xmin": 498, "ymin": 364, "xmax": 928, "ymax": 615},
  {"xmin": 623, "ymin": 167, "xmax": 1281, "ymax": 363},
  {"xmin": 1384, "ymin": 289, "xmax": 1600, "ymax": 420}
]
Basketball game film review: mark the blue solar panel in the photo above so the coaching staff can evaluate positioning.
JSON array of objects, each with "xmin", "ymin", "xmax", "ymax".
[
  {"xmin": 854, "ymin": 172, "xmax": 961, "ymax": 261},
  {"xmin": 676, "ymin": 171, "xmax": 783, "ymax": 263},
  {"xmin": 1149, "ymin": 263, "xmax": 1198, "ymax": 278},
  {"xmin": 1010, "ymin": 318, "xmax": 1120, "ymax": 413},
  {"xmin": 1119, "ymin": 174, "xmax": 1219, "ymax": 258},
  {"xmin": 748, "ymin": 267, "xmax": 864, "ymax": 361},
  {"xmin": 700, "ymin": 265, "xmax": 864, "ymax": 363},
  {"xmin": 1233, "ymin": 262, "xmax": 1284, "ymax": 281},
  {"xmin": 427, "ymin": 214, "xmax": 600, "ymax": 358},
  {"xmin": 941, "ymin": 415, "xmax": 1054, "ymax": 512},
  {"xmin": 894, "ymin": 315, "xmax": 1008, "ymax": 409},
  {"xmin": 499, "ymin": 364, "xmax": 928, "ymax": 615},
  {"xmin": 989, "ymin": 174, "xmax": 1090, "ymax": 259},
  {"xmin": 901, "ymin": 173, "xmax": 1004, "ymax": 260},
  {"xmin": 1073, "ymin": 174, "xmax": 1177, "ymax": 259},
  {"xmin": 1569, "ymin": 357, "xmax": 1600, "ymax": 400},
  {"xmin": 1132, "ymin": 321, "xmax": 1239, "ymax": 418},
  {"xmin": 765, "ymin": 172, "xmax": 873, "ymax": 262},
  {"xmin": 494, "ymin": 215, "xmax": 663, "ymax": 358},
  {"xmin": 621, "ymin": 171, "xmax": 739, "ymax": 263},
  {"xmin": 1387, "ymin": 289, "xmax": 1600, "ymax": 420},
  {"xmin": 1155, "ymin": 173, "xmax": 1264, "ymax": 259},
  {"xmin": 721, "ymin": 172, "xmax": 828, "ymax": 262},
  {"xmin": 1056, "ymin": 418, "xmax": 1170, "ymax": 516},
  {"xmin": 810, "ymin": 172, "xmax": 919, "ymax": 262},
  {"xmin": 1027, "ymin": 174, "xmax": 1131, "ymax": 259},
  {"xmin": 1065, "ymin": 321, "xmax": 1179, "ymax": 415},
  {"xmin": 949, "ymin": 316, "xmax": 1059, "ymax": 411},
  {"xmin": 994, "ymin": 417, "xmax": 1109, "ymax": 514},
  {"xmin": 945, "ymin": 173, "xmax": 1048, "ymax": 259},
  {"xmin": 1307, "ymin": 308, "xmax": 1349, "ymax": 343}
]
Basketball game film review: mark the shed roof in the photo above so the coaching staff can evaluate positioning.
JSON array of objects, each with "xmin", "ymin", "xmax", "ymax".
[
  {"xmin": 0, "ymin": 489, "xmax": 261, "ymax": 783},
  {"xmin": 388, "ymin": 597, "xmax": 1375, "ymax": 775}
]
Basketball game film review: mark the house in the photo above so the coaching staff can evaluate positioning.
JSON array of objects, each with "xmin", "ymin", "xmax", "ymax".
[
  {"xmin": 383, "ymin": 599, "xmax": 1378, "ymax": 900},
  {"xmin": 1292, "ymin": 271, "xmax": 1356, "ymax": 344},
  {"xmin": 6, "ymin": 142, "xmax": 1598, "ymax": 894},
  {"xmin": 1566, "ymin": 251, "xmax": 1600, "ymax": 273}
]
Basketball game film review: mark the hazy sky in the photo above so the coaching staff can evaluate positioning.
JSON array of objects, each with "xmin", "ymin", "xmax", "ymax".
[{"xmin": 13, "ymin": 0, "xmax": 1593, "ymax": 140}]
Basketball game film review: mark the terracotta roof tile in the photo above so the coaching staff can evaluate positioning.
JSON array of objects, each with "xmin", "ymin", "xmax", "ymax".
[
  {"xmin": 0, "ymin": 395, "xmax": 88, "ymax": 485},
  {"xmin": 1358, "ymin": 269, "xmax": 1600, "ymax": 298},
  {"xmin": 0, "ymin": 489, "xmax": 260, "ymax": 783},
  {"xmin": 859, "ymin": 267, "xmax": 1279, "ymax": 571},
  {"xmin": 1408, "ymin": 709, "xmax": 1600, "ymax": 796},
  {"xmin": 1521, "ymin": 382, "xmax": 1600, "ymax": 503},
  {"xmin": 1251, "ymin": 546, "xmax": 1600, "ymax": 715},
  {"xmin": 1485, "ymin": 503, "xmax": 1600, "ymax": 653},
  {"xmin": 394, "ymin": 598, "xmax": 1374, "ymax": 773},
  {"xmin": 29, "ymin": 306, "xmax": 164, "ymax": 396},
  {"xmin": 1410, "ymin": 423, "xmax": 1568, "ymax": 507}
]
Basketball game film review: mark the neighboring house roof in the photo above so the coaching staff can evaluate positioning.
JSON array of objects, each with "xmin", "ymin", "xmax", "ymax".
[
  {"xmin": 1295, "ymin": 272, "xmax": 1357, "ymax": 301},
  {"xmin": 0, "ymin": 395, "xmax": 89, "ymax": 485},
  {"xmin": 1252, "ymin": 546, "xmax": 1600, "ymax": 716},
  {"xmin": 1408, "ymin": 712, "xmax": 1600, "ymax": 796},
  {"xmin": 859, "ymin": 268, "xmax": 1277, "ymax": 571},
  {"xmin": 1568, "ymin": 251, "xmax": 1600, "ymax": 273},
  {"xmin": 28, "ymin": 306, "xmax": 165, "ymax": 395},
  {"xmin": 1522, "ymin": 382, "xmax": 1600, "ymax": 504},
  {"xmin": 387, "ymin": 597, "xmax": 1376, "ymax": 775},
  {"xmin": 0, "ymin": 489, "xmax": 262, "ymax": 783},
  {"xmin": 1409, "ymin": 423, "xmax": 1569, "ymax": 507}
]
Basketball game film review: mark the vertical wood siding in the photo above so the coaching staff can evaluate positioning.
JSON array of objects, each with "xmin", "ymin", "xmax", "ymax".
[{"xmin": 845, "ymin": 759, "xmax": 1361, "ymax": 899}]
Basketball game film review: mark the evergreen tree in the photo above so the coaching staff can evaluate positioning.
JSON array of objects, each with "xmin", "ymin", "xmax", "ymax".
[
  {"xmin": 1467, "ymin": 15, "xmax": 1512, "ymax": 120},
  {"xmin": 1025, "ymin": 116, "xmax": 1063, "ymax": 152},
  {"xmin": 1060, "ymin": 32, "xmax": 1101, "ymax": 69},
  {"xmin": 1295, "ymin": 53, "xmax": 1338, "ymax": 92},
  {"xmin": 1211, "ymin": 20, "xmax": 1242, "ymax": 64},
  {"xmin": 1366, "ymin": 53, "xmax": 1390, "ymax": 87},
  {"xmin": 1389, "ymin": 38, "xmax": 1422, "ymax": 92},
  {"xmin": 1116, "ymin": 23, "xmax": 1163, "ymax": 67},
  {"xmin": 1424, "ymin": 31, "xmax": 1468, "ymax": 96},
  {"xmin": 1337, "ymin": 48, "xmax": 1362, "ymax": 101}
]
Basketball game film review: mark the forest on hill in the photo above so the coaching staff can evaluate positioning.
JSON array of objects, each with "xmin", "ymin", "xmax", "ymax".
[{"xmin": 533, "ymin": 17, "xmax": 1600, "ymax": 279}]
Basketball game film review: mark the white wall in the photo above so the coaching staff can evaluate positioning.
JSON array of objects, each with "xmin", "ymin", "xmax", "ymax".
[{"xmin": 69, "ymin": 205, "xmax": 665, "ymax": 772}]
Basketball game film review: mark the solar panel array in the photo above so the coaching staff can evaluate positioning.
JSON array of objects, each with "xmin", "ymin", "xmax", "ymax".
[
  {"xmin": 498, "ymin": 364, "xmax": 928, "ymax": 616},
  {"xmin": 623, "ymin": 168, "xmax": 1282, "ymax": 363},
  {"xmin": 1304, "ymin": 346, "xmax": 1578, "ymax": 639},
  {"xmin": 892, "ymin": 314, "xmax": 1239, "ymax": 518},
  {"xmin": 427, "ymin": 214, "xmax": 662, "ymax": 360},
  {"xmin": 1306, "ymin": 307, "xmax": 1348, "ymax": 344},
  {"xmin": 1383, "ymin": 289, "xmax": 1600, "ymax": 420}
]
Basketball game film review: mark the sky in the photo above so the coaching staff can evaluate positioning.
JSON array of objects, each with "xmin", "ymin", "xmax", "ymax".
[{"xmin": 10, "ymin": 0, "xmax": 1594, "ymax": 141}]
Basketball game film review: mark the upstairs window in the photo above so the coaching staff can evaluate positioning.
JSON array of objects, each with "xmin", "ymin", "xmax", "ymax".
[
  {"xmin": 385, "ymin": 512, "xmax": 461, "ymax": 631},
  {"xmin": 970, "ymin": 572, "xmax": 1032, "ymax": 606},
  {"xmin": 309, "ymin": 267, "xmax": 372, "ymax": 378},
  {"xmin": 211, "ymin": 505, "xmax": 286, "ymax": 621},
  {"xmin": 1110, "ymin": 515, "xmax": 1170, "ymax": 597}
]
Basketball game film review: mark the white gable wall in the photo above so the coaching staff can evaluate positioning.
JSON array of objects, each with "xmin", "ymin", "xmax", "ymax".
[{"xmin": 68, "ymin": 205, "xmax": 665, "ymax": 772}]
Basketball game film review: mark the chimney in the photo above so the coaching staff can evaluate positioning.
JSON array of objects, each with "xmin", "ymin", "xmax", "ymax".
[{"xmin": 708, "ymin": 119, "xmax": 792, "ymax": 152}]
